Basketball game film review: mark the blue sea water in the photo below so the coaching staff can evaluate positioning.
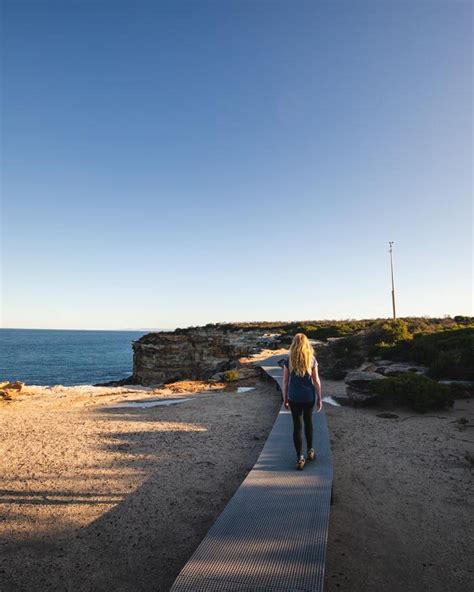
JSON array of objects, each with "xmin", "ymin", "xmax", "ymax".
[{"xmin": 0, "ymin": 329, "xmax": 149, "ymax": 386}]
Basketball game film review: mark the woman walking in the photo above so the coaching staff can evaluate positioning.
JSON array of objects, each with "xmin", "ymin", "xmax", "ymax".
[{"xmin": 282, "ymin": 333, "xmax": 322, "ymax": 470}]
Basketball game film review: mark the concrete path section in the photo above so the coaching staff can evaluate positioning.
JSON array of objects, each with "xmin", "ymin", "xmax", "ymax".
[{"xmin": 170, "ymin": 354, "xmax": 333, "ymax": 592}]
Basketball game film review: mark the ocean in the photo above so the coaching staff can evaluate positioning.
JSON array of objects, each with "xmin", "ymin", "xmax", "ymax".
[{"xmin": 0, "ymin": 329, "xmax": 149, "ymax": 386}]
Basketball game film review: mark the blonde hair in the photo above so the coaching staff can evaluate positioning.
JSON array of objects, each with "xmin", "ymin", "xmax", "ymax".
[{"xmin": 289, "ymin": 333, "xmax": 314, "ymax": 376}]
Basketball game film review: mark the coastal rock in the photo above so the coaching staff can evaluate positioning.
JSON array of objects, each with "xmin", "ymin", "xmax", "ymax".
[
  {"xmin": 345, "ymin": 388, "xmax": 379, "ymax": 405},
  {"xmin": 374, "ymin": 363, "xmax": 427, "ymax": 377},
  {"xmin": 315, "ymin": 336, "xmax": 366, "ymax": 380},
  {"xmin": 6, "ymin": 381, "xmax": 25, "ymax": 391},
  {"xmin": 132, "ymin": 327, "xmax": 268, "ymax": 386},
  {"xmin": 0, "ymin": 380, "xmax": 25, "ymax": 391},
  {"xmin": 345, "ymin": 370, "xmax": 387, "ymax": 389},
  {"xmin": 93, "ymin": 375, "xmax": 137, "ymax": 387},
  {"xmin": 0, "ymin": 381, "xmax": 25, "ymax": 398},
  {"xmin": 345, "ymin": 370, "xmax": 387, "ymax": 404},
  {"xmin": 209, "ymin": 372, "xmax": 225, "ymax": 382},
  {"xmin": 359, "ymin": 362, "xmax": 377, "ymax": 372}
]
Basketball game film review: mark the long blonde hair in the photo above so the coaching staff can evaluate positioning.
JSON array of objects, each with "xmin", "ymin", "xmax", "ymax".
[{"xmin": 289, "ymin": 333, "xmax": 314, "ymax": 376}]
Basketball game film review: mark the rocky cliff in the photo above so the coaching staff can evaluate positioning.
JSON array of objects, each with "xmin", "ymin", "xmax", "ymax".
[
  {"xmin": 129, "ymin": 317, "xmax": 474, "ymax": 387},
  {"xmin": 132, "ymin": 326, "xmax": 276, "ymax": 386}
]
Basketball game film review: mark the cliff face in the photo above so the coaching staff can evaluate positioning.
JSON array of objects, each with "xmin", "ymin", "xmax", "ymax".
[
  {"xmin": 132, "ymin": 327, "xmax": 272, "ymax": 385},
  {"xmin": 131, "ymin": 317, "xmax": 474, "ymax": 386}
]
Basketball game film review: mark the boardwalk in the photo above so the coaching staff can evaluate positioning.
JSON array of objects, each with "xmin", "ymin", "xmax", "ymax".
[{"xmin": 171, "ymin": 354, "xmax": 333, "ymax": 592}]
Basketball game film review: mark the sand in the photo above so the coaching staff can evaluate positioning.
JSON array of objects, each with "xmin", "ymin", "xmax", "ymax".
[
  {"xmin": 0, "ymin": 376, "xmax": 281, "ymax": 592},
  {"xmin": 1, "ymin": 371, "xmax": 472, "ymax": 592},
  {"xmin": 324, "ymin": 399, "xmax": 474, "ymax": 592}
]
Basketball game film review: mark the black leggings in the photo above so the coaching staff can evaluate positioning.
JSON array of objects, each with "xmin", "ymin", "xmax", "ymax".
[{"xmin": 288, "ymin": 400, "xmax": 315, "ymax": 457}]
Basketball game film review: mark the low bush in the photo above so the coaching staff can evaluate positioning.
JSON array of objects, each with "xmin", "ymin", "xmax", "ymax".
[
  {"xmin": 454, "ymin": 315, "xmax": 474, "ymax": 325},
  {"xmin": 222, "ymin": 369, "xmax": 240, "ymax": 382},
  {"xmin": 446, "ymin": 382, "xmax": 474, "ymax": 399},
  {"xmin": 372, "ymin": 327, "xmax": 474, "ymax": 381},
  {"xmin": 367, "ymin": 319, "xmax": 412, "ymax": 350},
  {"xmin": 322, "ymin": 335, "xmax": 365, "ymax": 379},
  {"xmin": 369, "ymin": 373, "xmax": 454, "ymax": 413},
  {"xmin": 331, "ymin": 335, "xmax": 359, "ymax": 357},
  {"xmin": 285, "ymin": 323, "xmax": 360, "ymax": 341},
  {"xmin": 427, "ymin": 349, "xmax": 474, "ymax": 381}
]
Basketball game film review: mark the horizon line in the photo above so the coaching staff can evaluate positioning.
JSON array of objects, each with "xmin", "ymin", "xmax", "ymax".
[{"xmin": 1, "ymin": 312, "xmax": 472, "ymax": 332}]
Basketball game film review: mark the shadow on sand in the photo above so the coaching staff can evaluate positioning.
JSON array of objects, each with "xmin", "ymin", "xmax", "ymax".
[{"xmin": 1, "ymin": 392, "xmax": 281, "ymax": 592}]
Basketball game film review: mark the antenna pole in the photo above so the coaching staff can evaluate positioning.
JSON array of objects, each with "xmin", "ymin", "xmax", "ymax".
[{"xmin": 389, "ymin": 241, "xmax": 396, "ymax": 319}]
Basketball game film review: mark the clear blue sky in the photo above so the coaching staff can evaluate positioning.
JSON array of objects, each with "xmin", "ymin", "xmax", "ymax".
[{"xmin": 1, "ymin": 0, "xmax": 472, "ymax": 330}]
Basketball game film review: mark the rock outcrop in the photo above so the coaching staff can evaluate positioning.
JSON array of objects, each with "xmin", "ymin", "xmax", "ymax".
[
  {"xmin": 132, "ymin": 327, "xmax": 275, "ymax": 386},
  {"xmin": 372, "ymin": 361, "xmax": 428, "ymax": 377},
  {"xmin": 344, "ymin": 370, "xmax": 387, "ymax": 404},
  {"xmin": 0, "ymin": 380, "xmax": 25, "ymax": 401}
]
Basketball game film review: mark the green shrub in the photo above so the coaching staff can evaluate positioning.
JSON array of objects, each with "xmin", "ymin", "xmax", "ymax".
[
  {"xmin": 280, "ymin": 321, "xmax": 366, "ymax": 341},
  {"xmin": 289, "ymin": 324, "xmax": 350, "ymax": 341},
  {"xmin": 367, "ymin": 319, "xmax": 412, "ymax": 349},
  {"xmin": 369, "ymin": 373, "xmax": 454, "ymax": 413},
  {"xmin": 372, "ymin": 327, "xmax": 474, "ymax": 381},
  {"xmin": 331, "ymin": 335, "xmax": 359, "ymax": 357},
  {"xmin": 454, "ymin": 316, "xmax": 474, "ymax": 325},
  {"xmin": 323, "ymin": 336, "xmax": 365, "ymax": 379},
  {"xmin": 446, "ymin": 382, "xmax": 474, "ymax": 399},
  {"xmin": 384, "ymin": 319, "xmax": 411, "ymax": 342},
  {"xmin": 223, "ymin": 370, "xmax": 240, "ymax": 382}
]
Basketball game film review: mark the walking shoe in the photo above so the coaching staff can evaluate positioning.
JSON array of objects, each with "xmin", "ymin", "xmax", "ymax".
[
  {"xmin": 296, "ymin": 455, "xmax": 306, "ymax": 470},
  {"xmin": 307, "ymin": 448, "xmax": 316, "ymax": 461}
]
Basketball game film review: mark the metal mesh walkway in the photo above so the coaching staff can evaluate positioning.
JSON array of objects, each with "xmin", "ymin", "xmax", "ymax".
[{"xmin": 171, "ymin": 354, "xmax": 333, "ymax": 592}]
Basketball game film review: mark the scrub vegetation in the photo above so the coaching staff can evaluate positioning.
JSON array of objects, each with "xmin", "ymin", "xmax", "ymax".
[{"xmin": 369, "ymin": 373, "xmax": 455, "ymax": 413}]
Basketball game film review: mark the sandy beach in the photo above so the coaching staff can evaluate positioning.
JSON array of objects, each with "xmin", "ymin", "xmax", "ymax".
[
  {"xmin": 1, "ymin": 373, "xmax": 472, "ymax": 592},
  {"xmin": 0, "ymin": 375, "xmax": 281, "ymax": 592}
]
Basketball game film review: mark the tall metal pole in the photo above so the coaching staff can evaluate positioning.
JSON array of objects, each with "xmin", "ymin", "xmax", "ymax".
[{"xmin": 389, "ymin": 241, "xmax": 396, "ymax": 320}]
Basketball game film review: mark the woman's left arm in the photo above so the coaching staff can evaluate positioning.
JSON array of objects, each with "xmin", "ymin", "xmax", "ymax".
[
  {"xmin": 283, "ymin": 365, "xmax": 289, "ymax": 409},
  {"xmin": 312, "ymin": 364, "xmax": 322, "ymax": 412}
]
